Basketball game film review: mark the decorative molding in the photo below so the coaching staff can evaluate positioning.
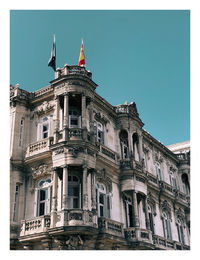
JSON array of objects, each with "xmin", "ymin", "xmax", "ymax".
[
  {"xmin": 94, "ymin": 111, "xmax": 109, "ymax": 125},
  {"xmin": 96, "ymin": 168, "xmax": 112, "ymax": 192},
  {"xmin": 160, "ymin": 200, "xmax": 172, "ymax": 219},
  {"xmin": 65, "ymin": 235, "xmax": 83, "ymax": 250},
  {"xmin": 31, "ymin": 164, "xmax": 52, "ymax": 180},
  {"xmin": 36, "ymin": 101, "xmax": 54, "ymax": 115},
  {"xmin": 54, "ymin": 147, "xmax": 65, "ymax": 155},
  {"xmin": 68, "ymin": 147, "xmax": 85, "ymax": 157}
]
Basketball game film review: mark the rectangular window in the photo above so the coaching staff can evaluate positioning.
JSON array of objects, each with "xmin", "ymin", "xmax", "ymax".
[
  {"xmin": 13, "ymin": 184, "xmax": 20, "ymax": 222},
  {"xmin": 94, "ymin": 121, "xmax": 104, "ymax": 144}
]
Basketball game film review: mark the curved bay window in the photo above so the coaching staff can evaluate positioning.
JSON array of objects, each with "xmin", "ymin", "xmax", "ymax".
[
  {"xmin": 96, "ymin": 182, "xmax": 111, "ymax": 218},
  {"xmin": 132, "ymin": 133, "xmax": 139, "ymax": 161},
  {"xmin": 35, "ymin": 179, "xmax": 52, "ymax": 216},
  {"xmin": 162, "ymin": 212, "xmax": 172, "ymax": 240},
  {"xmin": 119, "ymin": 130, "xmax": 129, "ymax": 159},
  {"xmin": 177, "ymin": 218, "xmax": 185, "ymax": 244},
  {"xmin": 68, "ymin": 174, "xmax": 81, "ymax": 209}
]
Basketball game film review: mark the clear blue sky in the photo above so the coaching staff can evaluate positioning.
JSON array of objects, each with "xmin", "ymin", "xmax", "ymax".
[{"xmin": 10, "ymin": 10, "xmax": 190, "ymax": 146}]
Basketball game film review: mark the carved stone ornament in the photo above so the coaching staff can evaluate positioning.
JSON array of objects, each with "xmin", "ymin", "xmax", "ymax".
[
  {"xmin": 65, "ymin": 235, "xmax": 83, "ymax": 250},
  {"xmin": 96, "ymin": 168, "xmax": 112, "ymax": 192},
  {"xmin": 36, "ymin": 101, "xmax": 54, "ymax": 115},
  {"xmin": 147, "ymin": 192, "xmax": 157, "ymax": 216},
  {"xmin": 153, "ymin": 150, "xmax": 163, "ymax": 163},
  {"xmin": 31, "ymin": 164, "xmax": 51, "ymax": 179},
  {"xmin": 54, "ymin": 147, "xmax": 65, "ymax": 155},
  {"xmin": 94, "ymin": 111, "xmax": 109, "ymax": 125},
  {"xmin": 68, "ymin": 147, "xmax": 84, "ymax": 157},
  {"xmin": 160, "ymin": 200, "xmax": 172, "ymax": 219},
  {"xmin": 175, "ymin": 207, "xmax": 185, "ymax": 224}
]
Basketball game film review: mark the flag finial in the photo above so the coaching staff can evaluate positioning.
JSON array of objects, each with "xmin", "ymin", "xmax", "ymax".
[
  {"xmin": 48, "ymin": 34, "xmax": 56, "ymax": 71},
  {"xmin": 78, "ymin": 39, "xmax": 86, "ymax": 67}
]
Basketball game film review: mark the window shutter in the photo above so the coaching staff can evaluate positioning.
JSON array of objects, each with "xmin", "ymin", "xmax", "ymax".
[
  {"xmin": 162, "ymin": 219, "xmax": 166, "ymax": 238},
  {"xmin": 34, "ymin": 189, "xmax": 39, "ymax": 217},
  {"xmin": 37, "ymin": 123, "xmax": 42, "ymax": 141},
  {"xmin": 96, "ymin": 188, "xmax": 99, "ymax": 216},
  {"xmin": 46, "ymin": 187, "xmax": 51, "ymax": 215},
  {"xmin": 69, "ymin": 115, "xmax": 72, "ymax": 128},
  {"xmin": 167, "ymin": 220, "xmax": 172, "ymax": 240},
  {"xmin": 78, "ymin": 116, "xmax": 82, "ymax": 128},
  {"xmin": 49, "ymin": 116, "xmax": 54, "ymax": 136},
  {"xmin": 106, "ymin": 194, "xmax": 111, "ymax": 219},
  {"xmin": 180, "ymin": 225, "xmax": 185, "ymax": 244},
  {"xmin": 101, "ymin": 131, "xmax": 104, "ymax": 145},
  {"xmin": 79, "ymin": 183, "xmax": 82, "ymax": 209}
]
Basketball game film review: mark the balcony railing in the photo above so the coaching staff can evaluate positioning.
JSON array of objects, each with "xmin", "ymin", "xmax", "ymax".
[
  {"xmin": 20, "ymin": 215, "xmax": 51, "ymax": 236},
  {"xmin": 124, "ymin": 227, "xmax": 152, "ymax": 244},
  {"xmin": 68, "ymin": 128, "xmax": 83, "ymax": 140},
  {"xmin": 98, "ymin": 217, "xmax": 124, "ymax": 237},
  {"xmin": 56, "ymin": 65, "xmax": 92, "ymax": 79},
  {"xmin": 99, "ymin": 144, "xmax": 118, "ymax": 162},
  {"xmin": 120, "ymin": 158, "xmax": 133, "ymax": 169},
  {"xmin": 25, "ymin": 137, "xmax": 53, "ymax": 158},
  {"xmin": 152, "ymin": 235, "xmax": 190, "ymax": 250}
]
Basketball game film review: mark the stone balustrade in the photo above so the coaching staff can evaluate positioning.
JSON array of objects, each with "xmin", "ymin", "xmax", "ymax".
[
  {"xmin": 99, "ymin": 144, "xmax": 117, "ymax": 161},
  {"xmin": 120, "ymin": 158, "xmax": 133, "ymax": 169},
  {"xmin": 56, "ymin": 65, "xmax": 92, "ymax": 79},
  {"xmin": 152, "ymin": 235, "xmax": 190, "ymax": 250},
  {"xmin": 98, "ymin": 217, "xmax": 124, "ymax": 237},
  {"xmin": 20, "ymin": 215, "xmax": 51, "ymax": 236},
  {"xmin": 34, "ymin": 85, "xmax": 53, "ymax": 98},
  {"xmin": 68, "ymin": 128, "xmax": 83, "ymax": 140},
  {"xmin": 25, "ymin": 137, "xmax": 53, "ymax": 158}
]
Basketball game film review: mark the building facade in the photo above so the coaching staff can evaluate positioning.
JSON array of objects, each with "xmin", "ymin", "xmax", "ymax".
[{"xmin": 10, "ymin": 65, "xmax": 190, "ymax": 250}]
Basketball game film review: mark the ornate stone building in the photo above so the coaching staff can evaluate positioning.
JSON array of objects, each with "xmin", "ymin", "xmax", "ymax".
[{"xmin": 10, "ymin": 65, "xmax": 190, "ymax": 250}]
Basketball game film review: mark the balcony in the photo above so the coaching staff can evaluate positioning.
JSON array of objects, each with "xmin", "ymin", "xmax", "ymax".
[
  {"xmin": 98, "ymin": 217, "xmax": 124, "ymax": 238},
  {"xmin": 56, "ymin": 209, "xmax": 97, "ymax": 227},
  {"xmin": 152, "ymin": 235, "xmax": 190, "ymax": 250},
  {"xmin": 56, "ymin": 65, "xmax": 92, "ymax": 79},
  {"xmin": 120, "ymin": 158, "xmax": 133, "ymax": 169},
  {"xmin": 20, "ymin": 215, "xmax": 51, "ymax": 236},
  {"xmin": 124, "ymin": 227, "xmax": 152, "ymax": 245},
  {"xmin": 25, "ymin": 137, "xmax": 53, "ymax": 158}
]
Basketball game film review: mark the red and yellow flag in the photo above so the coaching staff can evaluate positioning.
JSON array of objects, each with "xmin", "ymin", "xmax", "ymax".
[{"xmin": 78, "ymin": 39, "xmax": 86, "ymax": 67}]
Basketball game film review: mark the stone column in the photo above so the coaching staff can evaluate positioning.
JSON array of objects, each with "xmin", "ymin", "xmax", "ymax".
[
  {"xmin": 144, "ymin": 196, "xmax": 150, "ymax": 230},
  {"xmin": 91, "ymin": 169, "xmax": 96, "ymax": 209},
  {"xmin": 51, "ymin": 168, "xmax": 58, "ymax": 227},
  {"xmin": 89, "ymin": 99, "xmax": 95, "ymax": 143},
  {"xmin": 132, "ymin": 190, "xmax": 140, "ymax": 227},
  {"xmin": 82, "ymin": 165, "xmax": 88, "ymax": 210},
  {"xmin": 54, "ymin": 96, "xmax": 60, "ymax": 144},
  {"xmin": 62, "ymin": 165, "xmax": 68, "ymax": 210},
  {"xmin": 138, "ymin": 134, "xmax": 143, "ymax": 162},
  {"xmin": 81, "ymin": 94, "xmax": 87, "ymax": 140},
  {"xmin": 63, "ymin": 93, "xmax": 69, "ymax": 141}
]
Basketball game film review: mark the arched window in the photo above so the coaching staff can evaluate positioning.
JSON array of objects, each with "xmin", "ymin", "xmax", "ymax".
[
  {"xmin": 94, "ymin": 121, "xmax": 104, "ymax": 144},
  {"xmin": 119, "ymin": 130, "xmax": 129, "ymax": 159},
  {"xmin": 132, "ymin": 133, "xmax": 139, "ymax": 161},
  {"xmin": 36, "ymin": 179, "xmax": 52, "ymax": 216},
  {"xmin": 68, "ymin": 174, "xmax": 81, "ymax": 209},
  {"xmin": 37, "ymin": 115, "xmax": 53, "ymax": 141},
  {"xmin": 96, "ymin": 182, "xmax": 111, "ymax": 218},
  {"xmin": 169, "ymin": 171, "xmax": 178, "ymax": 189},
  {"xmin": 148, "ymin": 205, "xmax": 154, "ymax": 234},
  {"xmin": 162, "ymin": 211, "xmax": 172, "ymax": 240},
  {"xmin": 182, "ymin": 173, "xmax": 190, "ymax": 195},
  {"xmin": 155, "ymin": 162, "xmax": 163, "ymax": 181},
  {"xmin": 177, "ymin": 218, "xmax": 185, "ymax": 244}
]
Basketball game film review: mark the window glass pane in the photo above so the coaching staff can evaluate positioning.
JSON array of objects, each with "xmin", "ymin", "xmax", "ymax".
[
  {"xmin": 71, "ymin": 119, "xmax": 78, "ymax": 125},
  {"xmin": 73, "ymin": 176, "xmax": 78, "ymax": 182},
  {"xmin": 43, "ymin": 132, "xmax": 48, "ymax": 138},
  {"xmin": 39, "ymin": 202, "xmax": 45, "ymax": 216},
  {"xmin": 40, "ymin": 190, "xmax": 46, "ymax": 201},
  {"xmin": 99, "ymin": 193, "xmax": 104, "ymax": 204},
  {"xmin": 43, "ymin": 125, "xmax": 48, "ymax": 131},
  {"xmin": 100, "ymin": 205, "xmax": 104, "ymax": 217},
  {"xmin": 73, "ymin": 198, "xmax": 79, "ymax": 208}
]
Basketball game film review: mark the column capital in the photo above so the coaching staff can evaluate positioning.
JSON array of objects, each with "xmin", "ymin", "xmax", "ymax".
[{"xmin": 62, "ymin": 164, "xmax": 69, "ymax": 169}]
